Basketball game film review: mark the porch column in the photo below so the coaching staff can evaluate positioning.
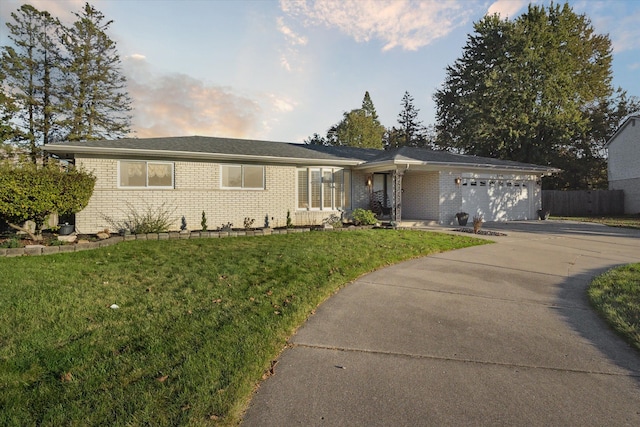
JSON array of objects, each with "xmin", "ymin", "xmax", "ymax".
[{"xmin": 392, "ymin": 170, "xmax": 404, "ymax": 223}]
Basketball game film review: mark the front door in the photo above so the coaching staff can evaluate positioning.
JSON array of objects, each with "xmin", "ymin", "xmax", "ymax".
[{"xmin": 372, "ymin": 173, "xmax": 392, "ymax": 215}]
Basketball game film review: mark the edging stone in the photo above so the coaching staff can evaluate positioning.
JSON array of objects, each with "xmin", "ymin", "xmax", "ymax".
[{"xmin": 0, "ymin": 226, "xmax": 371, "ymax": 257}]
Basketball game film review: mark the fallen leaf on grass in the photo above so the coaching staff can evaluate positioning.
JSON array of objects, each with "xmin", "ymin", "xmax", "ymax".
[
  {"xmin": 157, "ymin": 375, "xmax": 169, "ymax": 382},
  {"xmin": 61, "ymin": 372, "xmax": 73, "ymax": 382}
]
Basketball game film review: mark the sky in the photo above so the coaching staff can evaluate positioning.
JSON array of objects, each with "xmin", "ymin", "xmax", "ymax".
[{"xmin": 1, "ymin": 0, "xmax": 639, "ymax": 143}]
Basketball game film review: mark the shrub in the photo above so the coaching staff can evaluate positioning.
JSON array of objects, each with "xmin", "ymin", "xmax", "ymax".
[
  {"xmin": 0, "ymin": 237, "xmax": 20, "ymax": 248},
  {"xmin": 102, "ymin": 202, "xmax": 177, "ymax": 234},
  {"xmin": 201, "ymin": 211, "xmax": 208, "ymax": 231},
  {"xmin": 286, "ymin": 210, "xmax": 293, "ymax": 228},
  {"xmin": 323, "ymin": 213, "xmax": 343, "ymax": 228},
  {"xmin": 243, "ymin": 217, "xmax": 255, "ymax": 230},
  {"xmin": 352, "ymin": 208, "xmax": 377, "ymax": 226},
  {"xmin": 0, "ymin": 162, "xmax": 95, "ymax": 240},
  {"xmin": 219, "ymin": 222, "xmax": 233, "ymax": 232}
]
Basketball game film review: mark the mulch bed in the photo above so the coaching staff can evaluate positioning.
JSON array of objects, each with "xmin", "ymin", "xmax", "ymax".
[{"xmin": 453, "ymin": 228, "xmax": 507, "ymax": 236}]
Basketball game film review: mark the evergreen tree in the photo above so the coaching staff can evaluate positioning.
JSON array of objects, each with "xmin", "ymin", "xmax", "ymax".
[
  {"xmin": 1, "ymin": 4, "xmax": 62, "ymax": 162},
  {"xmin": 385, "ymin": 91, "xmax": 430, "ymax": 149},
  {"xmin": 304, "ymin": 133, "xmax": 328, "ymax": 145},
  {"xmin": 60, "ymin": 3, "xmax": 132, "ymax": 141},
  {"xmin": 0, "ymin": 70, "xmax": 20, "ymax": 144},
  {"xmin": 361, "ymin": 91, "xmax": 379, "ymax": 122}
]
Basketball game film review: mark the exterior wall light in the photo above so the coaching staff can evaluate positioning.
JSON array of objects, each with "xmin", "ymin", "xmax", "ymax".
[{"xmin": 455, "ymin": 177, "xmax": 461, "ymax": 186}]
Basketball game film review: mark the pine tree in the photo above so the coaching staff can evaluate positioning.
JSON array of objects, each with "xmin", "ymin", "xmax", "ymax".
[
  {"xmin": 60, "ymin": 2, "xmax": 132, "ymax": 141},
  {"xmin": 1, "ymin": 4, "xmax": 62, "ymax": 162},
  {"xmin": 386, "ymin": 91, "xmax": 429, "ymax": 149},
  {"xmin": 0, "ymin": 70, "xmax": 20, "ymax": 145}
]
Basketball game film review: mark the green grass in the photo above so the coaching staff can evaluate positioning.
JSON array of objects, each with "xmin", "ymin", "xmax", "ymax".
[
  {"xmin": 553, "ymin": 215, "xmax": 640, "ymax": 229},
  {"xmin": 588, "ymin": 263, "xmax": 640, "ymax": 352},
  {"xmin": 0, "ymin": 230, "xmax": 487, "ymax": 426}
]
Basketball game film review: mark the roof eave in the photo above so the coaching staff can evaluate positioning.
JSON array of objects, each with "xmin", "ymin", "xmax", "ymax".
[
  {"xmin": 355, "ymin": 158, "xmax": 559, "ymax": 174},
  {"xmin": 43, "ymin": 145, "xmax": 362, "ymax": 166}
]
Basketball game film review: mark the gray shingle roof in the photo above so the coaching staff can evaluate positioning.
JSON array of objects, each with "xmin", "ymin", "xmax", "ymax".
[
  {"xmin": 46, "ymin": 135, "xmax": 356, "ymax": 161},
  {"xmin": 45, "ymin": 135, "xmax": 558, "ymax": 172},
  {"xmin": 364, "ymin": 146, "xmax": 555, "ymax": 171}
]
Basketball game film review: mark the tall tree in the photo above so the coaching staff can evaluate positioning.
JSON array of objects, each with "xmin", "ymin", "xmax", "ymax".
[
  {"xmin": 434, "ymin": 3, "xmax": 624, "ymax": 189},
  {"xmin": 60, "ymin": 3, "xmax": 132, "ymax": 141},
  {"xmin": 0, "ymin": 70, "xmax": 20, "ymax": 145},
  {"xmin": 385, "ymin": 91, "xmax": 431, "ymax": 149},
  {"xmin": 1, "ymin": 4, "xmax": 62, "ymax": 162},
  {"xmin": 306, "ymin": 92, "xmax": 385, "ymax": 149}
]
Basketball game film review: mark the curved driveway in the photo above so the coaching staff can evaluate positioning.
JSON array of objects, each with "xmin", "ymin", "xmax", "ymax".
[{"xmin": 243, "ymin": 221, "xmax": 640, "ymax": 426}]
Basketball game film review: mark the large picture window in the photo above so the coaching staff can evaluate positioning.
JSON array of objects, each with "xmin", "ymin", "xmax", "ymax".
[
  {"xmin": 119, "ymin": 161, "xmax": 174, "ymax": 188},
  {"xmin": 297, "ymin": 167, "xmax": 350, "ymax": 210},
  {"xmin": 221, "ymin": 164, "xmax": 265, "ymax": 189}
]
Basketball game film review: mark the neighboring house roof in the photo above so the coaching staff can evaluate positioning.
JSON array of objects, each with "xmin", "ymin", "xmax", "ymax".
[
  {"xmin": 44, "ymin": 135, "xmax": 558, "ymax": 173},
  {"xmin": 605, "ymin": 115, "xmax": 640, "ymax": 148}
]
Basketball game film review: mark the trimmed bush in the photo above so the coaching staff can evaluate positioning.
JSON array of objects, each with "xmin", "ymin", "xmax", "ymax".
[{"xmin": 352, "ymin": 208, "xmax": 377, "ymax": 226}]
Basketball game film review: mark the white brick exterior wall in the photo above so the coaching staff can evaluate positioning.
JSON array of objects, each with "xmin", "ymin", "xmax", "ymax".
[
  {"xmin": 73, "ymin": 156, "xmax": 544, "ymax": 233},
  {"xmin": 607, "ymin": 118, "xmax": 640, "ymax": 214},
  {"xmin": 402, "ymin": 172, "xmax": 439, "ymax": 220},
  {"xmin": 75, "ymin": 156, "xmax": 336, "ymax": 233}
]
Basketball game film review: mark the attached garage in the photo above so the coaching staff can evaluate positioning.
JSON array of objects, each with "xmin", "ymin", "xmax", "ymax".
[{"xmin": 461, "ymin": 176, "xmax": 536, "ymax": 221}]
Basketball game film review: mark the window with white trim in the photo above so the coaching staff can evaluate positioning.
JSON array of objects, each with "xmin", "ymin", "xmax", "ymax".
[
  {"xmin": 297, "ymin": 167, "xmax": 350, "ymax": 210},
  {"xmin": 221, "ymin": 164, "xmax": 265, "ymax": 189},
  {"xmin": 119, "ymin": 161, "xmax": 174, "ymax": 188}
]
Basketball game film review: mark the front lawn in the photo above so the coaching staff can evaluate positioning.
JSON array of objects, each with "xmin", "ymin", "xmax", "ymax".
[
  {"xmin": 553, "ymin": 215, "xmax": 640, "ymax": 229},
  {"xmin": 588, "ymin": 263, "xmax": 640, "ymax": 352},
  {"xmin": 0, "ymin": 230, "xmax": 486, "ymax": 426}
]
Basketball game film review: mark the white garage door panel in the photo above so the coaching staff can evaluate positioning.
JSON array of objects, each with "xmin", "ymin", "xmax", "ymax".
[{"xmin": 462, "ymin": 181, "xmax": 530, "ymax": 221}]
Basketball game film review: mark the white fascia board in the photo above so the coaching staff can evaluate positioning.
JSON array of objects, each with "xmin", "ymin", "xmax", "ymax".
[
  {"xmin": 44, "ymin": 145, "xmax": 362, "ymax": 166},
  {"xmin": 355, "ymin": 159, "xmax": 558, "ymax": 175}
]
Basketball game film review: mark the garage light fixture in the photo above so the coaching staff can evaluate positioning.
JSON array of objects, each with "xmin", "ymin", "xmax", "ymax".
[{"xmin": 455, "ymin": 177, "xmax": 461, "ymax": 186}]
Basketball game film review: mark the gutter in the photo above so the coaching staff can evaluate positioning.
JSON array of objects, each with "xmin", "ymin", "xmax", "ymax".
[
  {"xmin": 355, "ymin": 159, "xmax": 559, "ymax": 174},
  {"xmin": 44, "ymin": 145, "xmax": 363, "ymax": 167}
]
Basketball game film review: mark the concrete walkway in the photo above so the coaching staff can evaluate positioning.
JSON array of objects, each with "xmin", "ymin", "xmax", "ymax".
[{"xmin": 242, "ymin": 221, "xmax": 640, "ymax": 426}]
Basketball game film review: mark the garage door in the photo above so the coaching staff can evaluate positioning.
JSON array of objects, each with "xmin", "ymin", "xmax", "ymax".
[{"xmin": 461, "ymin": 179, "xmax": 532, "ymax": 221}]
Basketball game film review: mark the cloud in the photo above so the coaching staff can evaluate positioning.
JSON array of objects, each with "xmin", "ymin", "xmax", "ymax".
[
  {"xmin": 122, "ymin": 56, "xmax": 262, "ymax": 139},
  {"xmin": 486, "ymin": 0, "xmax": 528, "ymax": 18},
  {"xmin": 277, "ymin": 16, "xmax": 308, "ymax": 46},
  {"xmin": 609, "ymin": 10, "xmax": 640, "ymax": 53},
  {"xmin": 279, "ymin": 0, "xmax": 475, "ymax": 51}
]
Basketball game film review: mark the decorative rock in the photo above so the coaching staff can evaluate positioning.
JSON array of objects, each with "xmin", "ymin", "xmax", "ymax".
[{"xmin": 58, "ymin": 235, "xmax": 77, "ymax": 243}]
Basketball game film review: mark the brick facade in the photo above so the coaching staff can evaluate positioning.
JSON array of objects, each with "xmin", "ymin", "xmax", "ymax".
[{"xmin": 75, "ymin": 156, "xmax": 348, "ymax": 233}]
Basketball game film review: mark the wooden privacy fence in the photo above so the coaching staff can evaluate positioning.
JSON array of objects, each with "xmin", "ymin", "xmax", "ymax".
[{"xmin": 542, "ymin": 190, "xmax": 624, "ymax": 216}]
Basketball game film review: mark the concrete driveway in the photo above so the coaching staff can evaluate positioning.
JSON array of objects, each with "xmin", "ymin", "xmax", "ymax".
[{"xmin": 242, "ymin": 221, "xmax": 640, "ymax": 426}]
